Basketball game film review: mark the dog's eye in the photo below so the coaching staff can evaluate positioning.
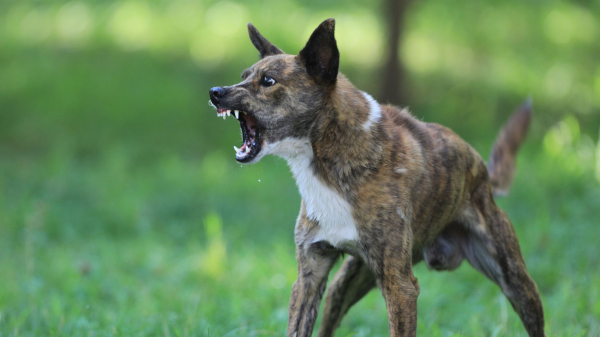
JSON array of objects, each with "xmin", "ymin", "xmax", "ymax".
[{"xmin": 260, "ymin": 76, "xmax": 276, "ymax": 87}]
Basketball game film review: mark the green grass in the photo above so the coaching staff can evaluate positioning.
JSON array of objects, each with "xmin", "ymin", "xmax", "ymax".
[
  {"xmin": 1, "ymin": 0, "xmax": 600, "ymax": 335},
  {"xmin": 1, "ymin": 142, "xmax": 600, "ymax": 336}
]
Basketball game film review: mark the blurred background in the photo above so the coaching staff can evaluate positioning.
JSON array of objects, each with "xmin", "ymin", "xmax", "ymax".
[{"xmin": 1, "ymin": 0, "xmax": 599, "ymax": 335}]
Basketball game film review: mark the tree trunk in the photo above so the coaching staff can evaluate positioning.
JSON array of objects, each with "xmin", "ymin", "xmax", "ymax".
[{"xmin": 380, "ymin": 0, "xmax": 412, "ymax": 106}]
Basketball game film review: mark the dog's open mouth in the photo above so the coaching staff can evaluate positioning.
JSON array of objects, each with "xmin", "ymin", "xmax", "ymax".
[{"xmin": 213, "ymin": 105, "xmax": 262, "ymax": 163}]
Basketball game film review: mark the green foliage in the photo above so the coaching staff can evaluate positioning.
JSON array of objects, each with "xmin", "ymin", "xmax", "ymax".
[{"xmin": 1, "ymin": 0, "xmax": 599, "ymax": 336}]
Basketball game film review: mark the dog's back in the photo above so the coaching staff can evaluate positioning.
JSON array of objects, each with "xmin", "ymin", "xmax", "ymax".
[{"xmin": 375, "ymin": 101, "xmax": 532, "ymax": 250}]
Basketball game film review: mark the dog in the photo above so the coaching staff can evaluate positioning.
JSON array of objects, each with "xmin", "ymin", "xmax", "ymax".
[{"xmin": 208, "ymin": 19, "xmax": 545, "ymax": 337}]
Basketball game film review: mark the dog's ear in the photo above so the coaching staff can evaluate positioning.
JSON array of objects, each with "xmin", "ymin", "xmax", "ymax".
[
  {"xmin": 247, "ymin": 23, "xmax": 284, "ymax": 58},
  {"xmin": 299, "ymin": 18, "xmax": 339, "ymax": 86}
]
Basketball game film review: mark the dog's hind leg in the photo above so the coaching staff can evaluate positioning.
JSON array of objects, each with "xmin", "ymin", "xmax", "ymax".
[
  {"xmin": 462, "ymin": 186, "xmax": 545, "ymax": 337},
  {"xmin": 318, "ymin": 255, "xmax": 376, "ymax": 337}
]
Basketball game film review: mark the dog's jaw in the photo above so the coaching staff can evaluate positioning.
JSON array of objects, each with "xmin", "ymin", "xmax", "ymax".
[{"xmin": 209, "ymin": 102, "xmax": 264, "ymax": 163}]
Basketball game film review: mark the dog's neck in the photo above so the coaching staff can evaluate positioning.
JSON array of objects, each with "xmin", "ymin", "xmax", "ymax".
[
  {"xmin": 308, "ymin": 78, "xmax": 387, "ymax": 191},
  {"xmin": 269, "ymin": 78, "xmax": 387, "ymax": 198},
  {"xmin": 326, "ymin": 76, "xmax": 382, "ymax": 132},
  {"xmin": 265, "ymin": 80, "xmax": 384, "ymax": 243}
]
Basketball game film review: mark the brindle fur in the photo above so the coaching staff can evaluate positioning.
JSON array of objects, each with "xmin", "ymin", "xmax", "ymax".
[{"xmin": 210, "ymin": 19, "xmax": 545, "ymax": 337}]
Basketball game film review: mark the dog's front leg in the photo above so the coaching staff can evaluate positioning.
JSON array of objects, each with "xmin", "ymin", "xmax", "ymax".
[
  {"xmin": 287, "ymin": 218, "xmax": 339, "ymax": 337},
  {"xmin": 366, "ymin": 233, "xmax": 420, "ymax": 337},
  {"xmin": 381, "ymin": 268, "xmax": 420, "ymax": 337}
]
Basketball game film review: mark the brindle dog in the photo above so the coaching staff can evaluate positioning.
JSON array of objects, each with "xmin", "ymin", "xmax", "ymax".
[{"xmin": 208, "ymin": 19, "xmax": 545, "ymax": 337}]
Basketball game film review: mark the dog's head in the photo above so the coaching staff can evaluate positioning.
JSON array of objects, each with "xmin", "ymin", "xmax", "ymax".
[{"xmin": 209, "ymin": 19, "xmax": 339, "ymax": 163}]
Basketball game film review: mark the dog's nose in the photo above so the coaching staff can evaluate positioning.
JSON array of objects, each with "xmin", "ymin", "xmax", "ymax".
[{"xmin": 209, "ymin": 87, "xmax": 226, "ymax": 105}]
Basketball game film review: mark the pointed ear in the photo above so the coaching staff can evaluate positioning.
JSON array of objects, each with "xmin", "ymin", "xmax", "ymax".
[
  {"xmin": 247, "ymin": 23, "xmax": 284, "ymax": 58},
  {"xmin": 299, "ymin": 18, "xmax": 339, "ymax": 85}
]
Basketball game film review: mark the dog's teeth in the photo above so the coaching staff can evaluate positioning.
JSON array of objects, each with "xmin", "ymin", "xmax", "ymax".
[
  {"xmin": 234, "ymin": 145, "xmax": 240, "ymax": 153},
  {"xmin": 234, "ymin": 110, "xmax": 239, "ymax": 119},
  {"xmin": 245, "ymin": 146, "xmax": 251, "ymax": 154}
]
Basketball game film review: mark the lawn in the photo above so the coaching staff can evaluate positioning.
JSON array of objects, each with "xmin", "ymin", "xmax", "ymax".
[
  {"xmin": 2, "ymin": 125, "xmax": 600, "ymax": 336},
  {"xmin": 1, "ymin": 0, "xmax": 600, "ymax": 336}
]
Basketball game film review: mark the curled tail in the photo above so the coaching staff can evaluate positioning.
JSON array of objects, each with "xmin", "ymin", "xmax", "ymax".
[{"xmin": 488, "ymin": 98, "xmax": 532, "ymax": 197}]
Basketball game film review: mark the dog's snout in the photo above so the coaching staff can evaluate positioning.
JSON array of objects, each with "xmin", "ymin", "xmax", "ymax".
[{"xmin": 209, "ymin": 87, "xmax": 226, "ymax": 105}]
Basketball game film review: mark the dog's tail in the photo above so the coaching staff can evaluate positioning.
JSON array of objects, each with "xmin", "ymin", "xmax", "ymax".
[{"xmin": 488, "ymin": 98, "xmax": 532, "ymax": 197}]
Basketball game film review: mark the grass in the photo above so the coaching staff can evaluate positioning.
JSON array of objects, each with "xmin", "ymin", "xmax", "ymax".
[
  {"xmin": 1, "ymin": 3, "xmax": 600, "ymax": 334},
  {"xmin": 1, "ymin": 142, "xmax": 600, "ymax": 336}
]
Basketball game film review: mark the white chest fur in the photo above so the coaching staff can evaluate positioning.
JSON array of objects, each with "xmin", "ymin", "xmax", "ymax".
[{"xmin": 264, "ymin": 138, "xmax": 359, "ymax": 248}]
